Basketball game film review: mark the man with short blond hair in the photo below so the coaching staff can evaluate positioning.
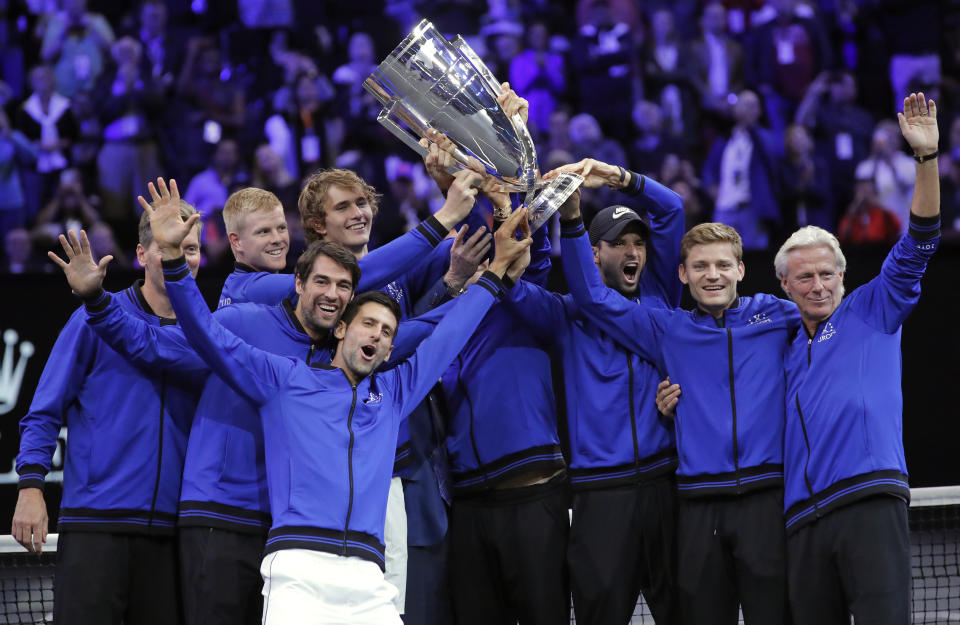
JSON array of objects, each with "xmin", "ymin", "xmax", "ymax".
[{"xmin": 560, "ymin": 195, "xmax": 798, "ymax": 623}]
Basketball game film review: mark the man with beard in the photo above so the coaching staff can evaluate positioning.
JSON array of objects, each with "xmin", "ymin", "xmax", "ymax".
[{"xmin": 503, "ymin": 158, "xmax": 684, "ymax": 625}]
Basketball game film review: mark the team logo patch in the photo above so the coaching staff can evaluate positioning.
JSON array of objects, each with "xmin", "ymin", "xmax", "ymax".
[
  {"xmin": 364, "ymin": 391, "xmax": 383, "ymax": 405},
  {"xmin": 817, "ymin": 322, "xmax": 836, "ymax": 342},
  {"xmin": 748, "ymin": 312, "xmax": 772, "ymax": 326}
]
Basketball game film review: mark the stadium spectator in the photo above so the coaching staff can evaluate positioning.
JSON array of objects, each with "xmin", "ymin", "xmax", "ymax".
[
  {"xmin": 32, "ymin": 168, "xmax": 101, "ymax": 247},
  {"xmin": 15, "ymin": 64, "xmax": 79, "ymax": 217},
  {"xmin": 95, "ymin": 37, "xmax": 164, "ymax": 243},
  {"xmin": 642, "ymin": 8, "xmax": 697, "ymax": 147},
  {"xmin": 508, "ymin": 19, "xmax": 566, "ymax": 136},
  {"xmin": 568, "ymin": 112, "xmax": 627, "ymax": 215},
  {"xmin": 39, "ymin": 0, "xmax": 115, "ymax": 97},
  {"xmin": 836, "ymin": 174, "xmax": 902, "ymax": 246},
  {"xmin": 629, "ymin": 100, "xmax": 686, "ymax": 180},
  {"xmin": 794, "ymin": 71, "xmax": 875, "ymax": 211},
  {"xmin": 0, "ymin": 109, "xmax": 39, "ymax": 239},
  {"xmin": 183, "ymin": 138, "xmax": 247, "ymax": 220},
  {"xmin": 2, "ymin": 228, "xmax": 49, "ymax": 274},
  {"xmin": 689, "ymin": 1, "xmax": 745, "ymax": 134},
  {"xmin": 749, "ymin": 0, "xmax": 832, "ymax": 135},
  {"xmin": 251, "ymin": 143, "xmax": 299, "ymax": 212},
  {"xmin": 854, "ymin": 121, "xmax": 916, "ymax": 234},
  {"xmin": 779, "ymin": 123, "xmax": 833, "ymax": 231},
  {"xmin": 703, "ymin": 89, "xmax": 782, "ymax": 250}
]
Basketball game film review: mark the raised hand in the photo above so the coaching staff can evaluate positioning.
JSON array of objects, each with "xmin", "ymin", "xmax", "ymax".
[
  {"xmin": 445, "ymin": 225, "xmax": 492, "ymax": 292},
  {"xmin": 137, "ymin": 177, "xmax": 200, "ymax": 259},
  {"xmin": 497, "ymin": 82, "xmax": 529, "ymax": 125},
  {"xmin": 435, "ymin": 169, "xmax": 483, "ymax": 229},
  {"xmin": 544, "ymin": 158, "xmax": 623, "ymax": 190},
  {"xmin": 420, "ymin": 135, "xmax": 456, "ymax": 193},
  {"xmin": 490, "ymin": 207, "xmax": 533, "ymax": 278},
  {"xmin": 898, "ymin": 92, "xmax": 939, "ymax": 157},
  {"xmin": 47, "ymin": 229, "xmax": 113, "ymax": 298}
]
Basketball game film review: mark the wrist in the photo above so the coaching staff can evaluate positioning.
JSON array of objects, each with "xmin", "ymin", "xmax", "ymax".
[
  {"xmin": 488, "ymin": 259, "xmax": 509, "ymax": 277},
  {"xmin": 913, "ymin": 149, "xmax": 939, "ymax": 164},
  {"xmin": 443, "ymin": 274, "xmax": 467, "ymax": 295}
]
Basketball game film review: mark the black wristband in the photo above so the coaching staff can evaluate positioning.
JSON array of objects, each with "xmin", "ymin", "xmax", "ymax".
[{"xmin": 914, "ymin": 150, "xmax": 938, "ymax": 163}]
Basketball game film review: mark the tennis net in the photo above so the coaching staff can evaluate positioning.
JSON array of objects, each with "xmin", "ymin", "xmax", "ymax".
[{"xmin": 0, "ymin": 488, "xmax": 957, "ymax": 624}]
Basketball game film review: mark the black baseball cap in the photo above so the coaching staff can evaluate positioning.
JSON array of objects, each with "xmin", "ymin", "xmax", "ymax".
[{"xmin": 588, "ymin": 205, "xmax": 651, "ymax": 246}]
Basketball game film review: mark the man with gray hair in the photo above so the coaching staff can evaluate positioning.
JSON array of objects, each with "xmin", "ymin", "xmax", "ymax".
[{"xmin": 776, "ymin": 92, "xmax": 941, "ymax": 625}]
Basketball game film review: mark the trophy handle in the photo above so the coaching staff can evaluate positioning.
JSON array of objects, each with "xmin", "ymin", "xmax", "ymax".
[{"xmin": 526, "ymin": 173, "xmax": 584, "ymax": 232}]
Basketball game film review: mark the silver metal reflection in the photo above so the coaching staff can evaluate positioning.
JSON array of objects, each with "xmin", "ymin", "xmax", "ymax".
[{"xmin": 363, "ymin": 19, "xmax": 582, "ymax": 226}]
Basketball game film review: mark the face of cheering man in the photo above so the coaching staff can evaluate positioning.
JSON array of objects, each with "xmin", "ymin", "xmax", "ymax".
[
  {"xmin": 780, "ymin": 244, "xmax": 845, "ymax": 336},
  {"xmin": 331, "ymin": 296, "xmax": 399, "ymax": 385},
  {"xmin": 679, "ymin": 241, "xmax": 744, "ymax": 318},
  {"xmin": 594, "ymin": 223, "xmax": 647, "ymax": 296},
  {"xmin": 295, "ymin": 254, "xmax": 355, "ymax": 339},
  {"xmin": 231, "ymin": 204, "xmax": 290, "ymax": 272},
  {"xmin": 589, "ymin": 205, "xmax": 651, "ymax": 297},
  {"xmin": 317, "ymin": 184, "xmax": 374, "ymax": 255}
]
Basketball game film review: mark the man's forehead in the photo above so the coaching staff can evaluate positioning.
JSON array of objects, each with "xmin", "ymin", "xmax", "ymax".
[
  {"xmin": 326, "ymin": 185, "xmax": 366, "ymax": 203},
  {"xmin": 308, "ymin": 255, "xmax": 352, "ymax": 282},
  {"xmin": 787, "ymin": 245, "xmax": 838, "ymax": 270},
  {"xmin": 687, "ymin": 242, "xmax": 738, "ymax": 262},
  {"xmin": 352, "ymin": 302, "xmax": 398, "ymax": 328}
]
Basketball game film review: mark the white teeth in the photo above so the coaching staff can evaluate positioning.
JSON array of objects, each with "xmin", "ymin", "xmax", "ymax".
[
  {"xmin": 318, "ymin": 304, "xmax": 336, "ymax": 313},
  {"xmin": 266, "ymin": 249, "xmax": 283, "ymax": 255}
]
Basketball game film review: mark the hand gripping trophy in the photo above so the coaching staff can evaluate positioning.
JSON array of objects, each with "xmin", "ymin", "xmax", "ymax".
[{"xmin": 363, "ymin": 19, "xmax": 582, "ymax": 230}]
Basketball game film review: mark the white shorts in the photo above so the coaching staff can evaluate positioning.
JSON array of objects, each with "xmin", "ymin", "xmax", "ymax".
[
  {"xmin": 383, "ymin": 475, "xmax": 408, "ymax": 613},
  {"xmin": 260, "ymin": 549, "xmax": 402, "ymax": 625}
]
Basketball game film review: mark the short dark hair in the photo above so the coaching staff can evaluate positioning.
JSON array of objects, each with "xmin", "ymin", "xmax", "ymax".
[
  {"xmin": 294, "ymin": 240, "xmax": 361, "ymax": 289},
  {"xmin": 340, "ymin": 291, "xmax": 401, "ymax": 335}
]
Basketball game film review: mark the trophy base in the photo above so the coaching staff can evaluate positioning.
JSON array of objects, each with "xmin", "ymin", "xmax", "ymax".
[{"xmin": 527, "ymin": 173, "xmax": 584, "ymax": 231}]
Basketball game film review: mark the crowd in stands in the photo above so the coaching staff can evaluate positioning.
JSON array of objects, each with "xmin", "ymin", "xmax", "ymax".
[{"xmin": 2, "ymin": 0, "xmax": 959, "ymax": 275}]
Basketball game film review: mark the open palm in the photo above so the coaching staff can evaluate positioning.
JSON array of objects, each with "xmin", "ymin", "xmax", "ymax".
[
  {"xmin": 137, "ymin": 177, "xmax": 199, "ymax": 253},
  {"xmin": 47, "ymin": 229, "xmax": 112, "ymax": 298},
  {"xmin": 898, "ymin": 93, "xmax": 939, "ymax": 156}
]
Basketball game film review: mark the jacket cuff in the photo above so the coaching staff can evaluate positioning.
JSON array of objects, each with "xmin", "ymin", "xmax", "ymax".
[
  {"xmin": 82, "ymin": 288, "xmax": 110, "ymax": 314},
  {"xmin": 474, "ymin": 271, "xmax": 507, "ymax": 299},
  {"xmin": 560, "ymin": 216, "xmax": 586, "ymax": 238},
  {"xmin": 416, "ymin": 215, "xmax": 448, "ymax": 247},
  {"xmin": 621, "ymin": 170, "xmax": 645, "ymax": 196},
  {"xmin": 161, "ymin": 256, "xmax": 190, "ymax": 281},
  {"xmin": 502, "ymin": 275, "xmax": 516, "ymax": 290},
  {"xmin": 17, "ymin": 464, "xmax": 47, "ymax": 491},
  {"xmin": 908, "ymin": 213, "xmax": 941, "ymax": 241}
]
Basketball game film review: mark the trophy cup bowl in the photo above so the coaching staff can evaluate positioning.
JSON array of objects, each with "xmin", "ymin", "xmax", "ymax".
[{"xmin": 363, "ymin": 19, "xmax": 581, "ymax": 230}]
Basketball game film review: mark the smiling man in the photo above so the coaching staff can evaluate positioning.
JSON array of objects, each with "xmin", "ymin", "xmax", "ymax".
[
  {"xmin": 560, "ymin": 191, "xmax": 800, "ymax": 623},
  {"xmin": 776, "ymin": 93, "xmax": 941, "ymax": 625},
  {"xmin": 145, "ymin": 178, "xmax": 531, "ymax": 625}
]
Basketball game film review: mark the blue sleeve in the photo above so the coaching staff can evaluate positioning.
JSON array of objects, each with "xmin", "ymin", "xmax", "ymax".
[
  {"xmin": 401, "ymin": 239, "xmax": 454, "ymax": 303},
  {"xmin": 387, "ymin": 272, "xmax": 503, "ymax": 417},
  {"xmin": 847, "ymin": 217, "xmax": 940, "ymax": 334},
  {"xmin": 228, "ymin": 272, "xmax": 296, "ymax": 306},
  {"xmin": 357, "ymin": 215, "xmax": 448, "ymax": 292},
  {"xmin": 521, "ymin": 220, "xmax": 552, "ymax": 286},
  {"xmin": 559, "ymin": 218, "xmax": 667, "ymax": 363},
  {"xmin": 388, "ymin": 297, "xmax": 457, "ymax": 362},
  {"xmin": 162, "ymin": 258, "xmax": 296, "ymax": 406},
  {"xmin": 16, "ymin": 309, "xmax": 92, "ymax": 488},
  {"xmin": 412, "ymin": 277, "xmax": 452, "ymax": 316},
  {"xmin": 83, "ymin": 291, "xmax": 210, "ymax": 377},
  {"xmin": 629, "ymin": 175, "xmax": 685, "ymax": 307},
  {"xmin": 504, "ymin": 279, "xmax": 571, "ymax": 344}
]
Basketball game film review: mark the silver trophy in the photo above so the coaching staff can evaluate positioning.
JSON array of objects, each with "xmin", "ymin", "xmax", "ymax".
[{"xmin": 363, "ymin": 19, "xmax": 582, "ymax": 231}]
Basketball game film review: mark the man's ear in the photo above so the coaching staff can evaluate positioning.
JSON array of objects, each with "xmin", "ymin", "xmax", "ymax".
[
  {"xmin": 308, "ymin": 217, "xmax": 325, "ymax": 238},
  {"xmin": 136, "ymin": 243, "xmax": 146, "ymax": 266},
  {"xmin": 228, "ymin": 231, "xmax": 241, "ymax": 252},
  {"xmin": 678, "ymin": 263, "xmax": 688, "ymax": 285},
  {"xmin": 592, "ymin": 245, "xmax": 600, "ymax": 267},
  {"xmin": 333, "ymin": 320, "xmax": 347, "ymax": 340},
  {"xmin": 294, "ymin": 274, "xmax": 303, "ymax": 297},
  {"xmin": 737, "ymin": 260, "xmax": 745, "ymax": 282},
  {"xmin": 382, "ymin": 344, "xmax": 394, "ymax": 363}
]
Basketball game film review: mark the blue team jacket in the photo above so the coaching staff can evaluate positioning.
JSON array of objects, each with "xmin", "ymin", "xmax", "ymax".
[
  {"xmin": 84, "ymin": 293, "xmax": 444, "ymax": 534},
  {"xmin": 216, "ymin": 215, "xmax": 450, "ymax": 308},
  {"xmin": 440, "ymin": 224, "xmax": 567, "ymax": 495},
  {"xmin": 504, "ymin": 176, "xmax": 685, "ymax": 490},
  {"xmin": 162, "ymin": 256, "xmax": 505, "ymax": 569},
  {"xmin": 16, "ymin": 282, "xmax": 199, "ymax": 534},
  {"xmin": 783, "ymin": 216, "xmax": 940, "ymax": 532},
  {"xmin": 563, "ymin": 224, "xmax": 801, "ymax": 497}
]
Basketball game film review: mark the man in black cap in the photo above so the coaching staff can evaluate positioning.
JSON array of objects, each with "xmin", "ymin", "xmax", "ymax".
[{"xmin": 504, "ymin": 158, "xmax": 686, "ymax": 624}]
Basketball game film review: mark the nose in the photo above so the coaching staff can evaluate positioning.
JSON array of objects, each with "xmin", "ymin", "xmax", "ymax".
[
  {"xmin": 810, "ymin": 275, "xmax": 824, "ymax": 292},
  {"xmin": 349, "ymin": 202, "xmax": 364, "ymax": 220},
  {"xmin": 705, "ymin": 265, "xmax": 720, "ymax": 280}
]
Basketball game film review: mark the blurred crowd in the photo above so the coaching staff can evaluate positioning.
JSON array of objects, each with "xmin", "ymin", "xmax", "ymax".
[{"xmin": 2, "ymin": 0, "xmax": 960, "ymax": 275}]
